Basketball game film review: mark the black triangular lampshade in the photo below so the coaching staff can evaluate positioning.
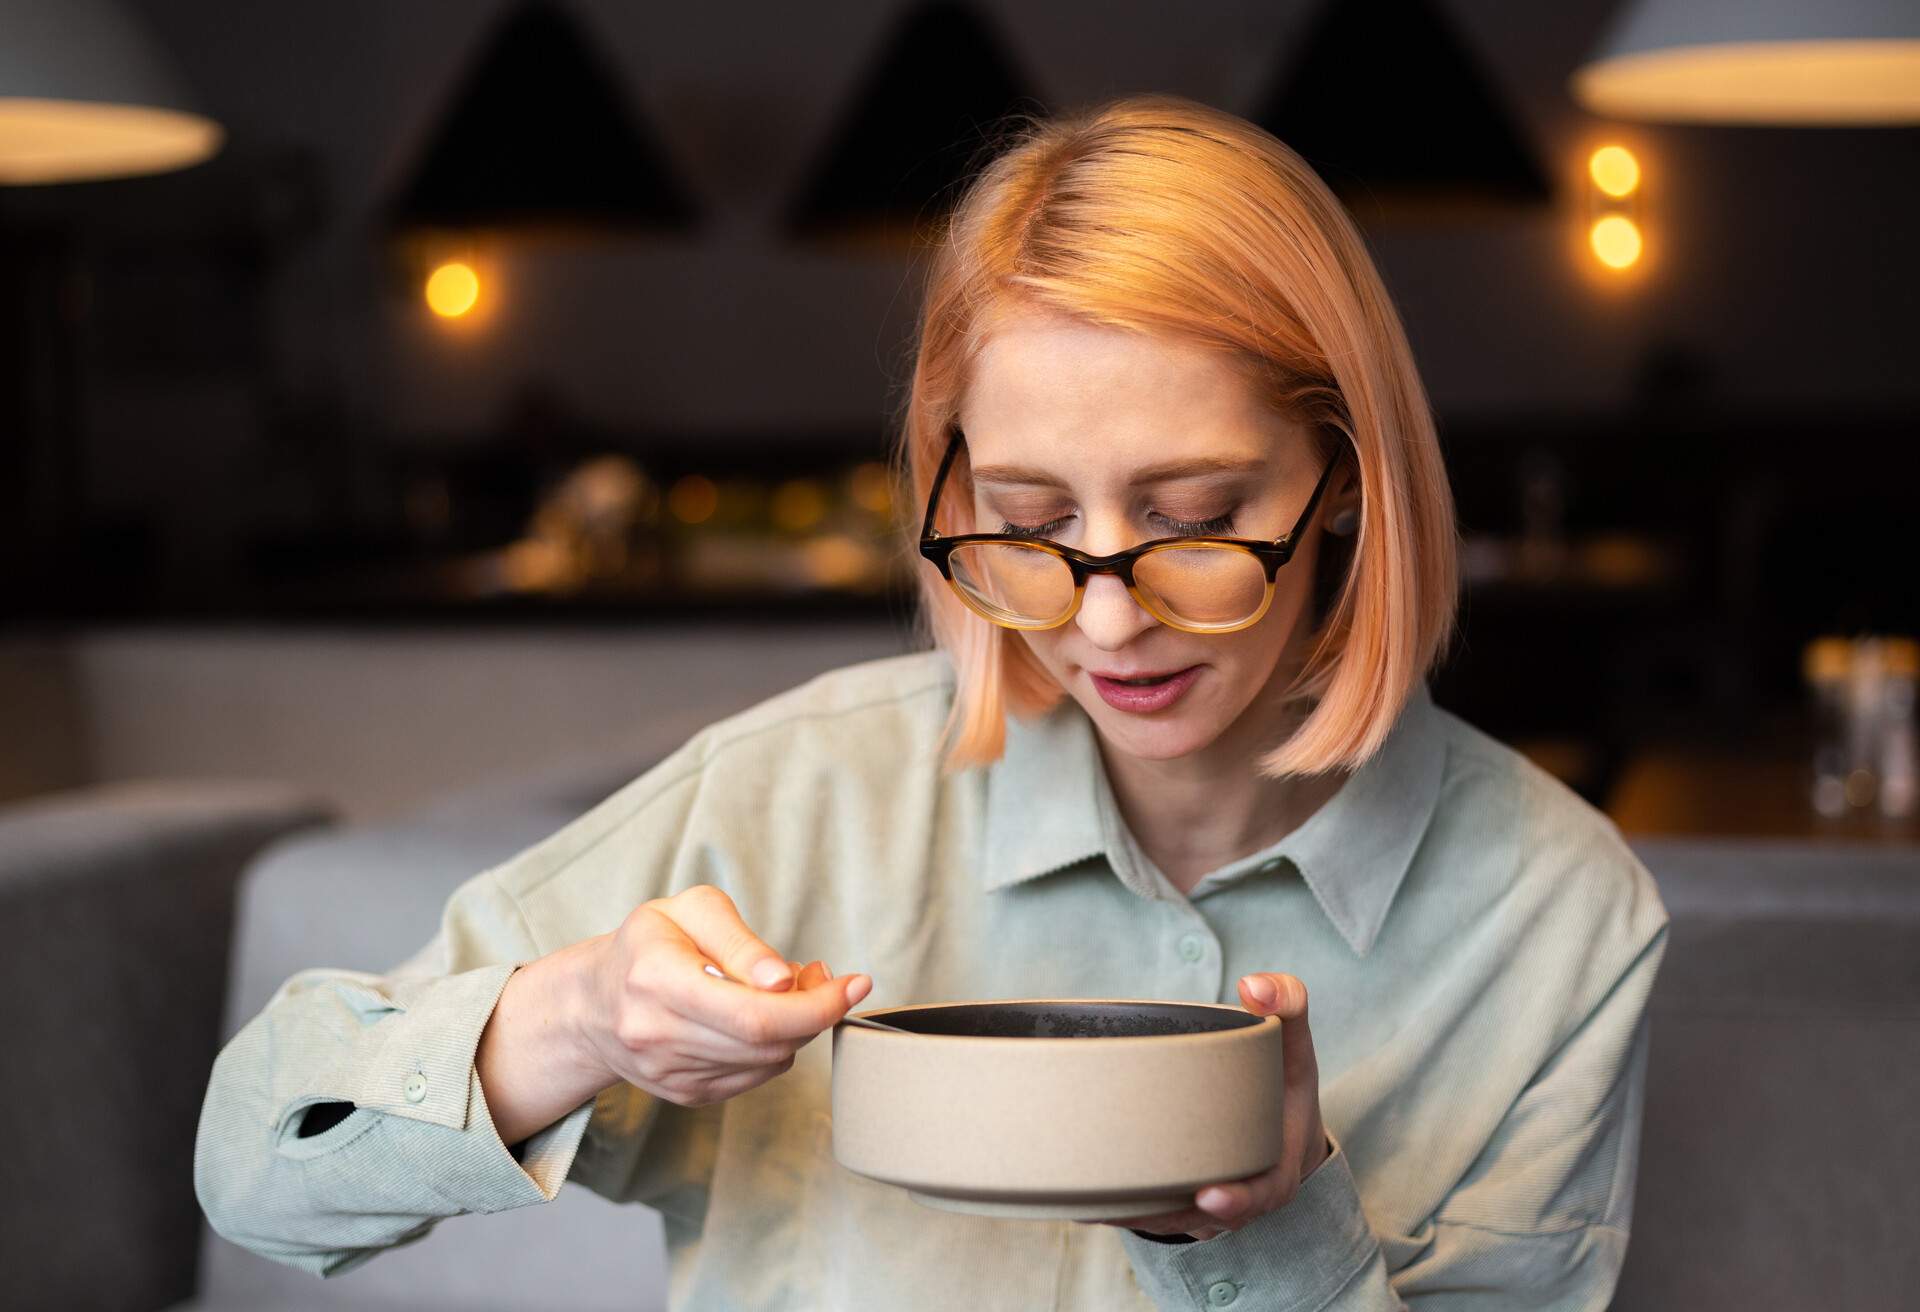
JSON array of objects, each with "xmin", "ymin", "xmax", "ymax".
[
  {"xmin": 1252, "ymin": 0, "xmax": 1551, "ymax": 221},
  {"xmin": 386, "ymin": 0, "xmax": 697, "ymax": 234},
  {"xmin": 786, "ymin": 1, "xmax": 1042, "ymax": 245}
]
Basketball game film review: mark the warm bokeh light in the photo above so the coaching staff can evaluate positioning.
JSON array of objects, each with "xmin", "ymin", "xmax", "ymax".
[
  {"xmin": 0, "ymin": 98, "xmax": 223, "ymax": 185},
  {"xmin": 499, "ymin": 537, "xmax": 575, "ymax": 592},
  {"xmin": 668, "ymin": 475, "xmax": 719, "ymax": 525},
  {"xmin": 1588, "ymin": 145, "xmax": 1640, "ymax": 198},
  {"xmin": 425, "ymin": 261, "xmax": 481, "ymax": 318},
  {"xmin": 771, "ymin": 479, "xmax": 829, "ymax": 532},
  {"xmin": 802, "ymin": 535, "xmax": 878, "ymax": 588},
  {"xmin": 1589, "ymin": 215, "xmax": 1643, "ymax": 269},
  {"xmin": 849, "ymin": 462, "xmax": 894, "ymax": 515}
]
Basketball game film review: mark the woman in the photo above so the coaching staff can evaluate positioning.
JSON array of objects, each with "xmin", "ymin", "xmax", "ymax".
[{"xmin": 196, "ymin": 95, "xmax": 1668, "ymax": 1310}]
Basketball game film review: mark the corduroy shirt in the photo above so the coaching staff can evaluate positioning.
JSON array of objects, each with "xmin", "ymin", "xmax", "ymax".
[{"xmin": 195, "ymin": 648, "xmax": 1669, "ymax": 1310}]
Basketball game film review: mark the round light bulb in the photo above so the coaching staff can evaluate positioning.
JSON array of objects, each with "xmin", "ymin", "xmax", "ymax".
[
  {"xmin": 1589, "ymin": 215, "xmax": 1643, "ymax": 269},
  {"xmin": 425, "ymin": 262, "xmax": 480, "ymax": 318},
  {"xmin": 1588, "ymin": 145, "xmax": 1640, "ymax": 197}
]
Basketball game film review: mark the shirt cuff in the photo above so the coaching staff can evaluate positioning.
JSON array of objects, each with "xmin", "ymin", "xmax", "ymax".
[
  {"xmin": 1117, "ymin": 1133, "xmax": 1382, "ymax": 1312},
  {"xmin": 388, "ymin": 1062, "xmax": 597, "ymax": 1211},
  {"xmin": 270, "ymin": 960, "xmax": 599, "ymax": 1213}
]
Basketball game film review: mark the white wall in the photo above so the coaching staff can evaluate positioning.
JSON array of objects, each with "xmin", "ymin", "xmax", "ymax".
[{"xmin": 3, "ymin": 621, "xmax": 916, "ymax": 821}]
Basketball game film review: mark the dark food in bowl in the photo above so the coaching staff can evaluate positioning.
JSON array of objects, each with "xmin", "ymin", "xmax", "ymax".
[{"xmin": 880, "ymin": 1001, "xmax": 1265, "ymax": 1039}]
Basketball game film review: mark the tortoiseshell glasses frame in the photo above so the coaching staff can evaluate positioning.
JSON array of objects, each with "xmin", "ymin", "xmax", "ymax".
[{"xmin": 916, "ymin": 428, "xmax": 1340, "ymax": 634}]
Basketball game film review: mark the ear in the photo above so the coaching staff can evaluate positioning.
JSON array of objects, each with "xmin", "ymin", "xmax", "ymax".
[{"xmin": 1322, "ymin": 470, "xmax": 1361, "ymax": 536}]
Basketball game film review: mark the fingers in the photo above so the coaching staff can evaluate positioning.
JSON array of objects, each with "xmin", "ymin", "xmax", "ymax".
[
  {"xmin": 1272, "ymin": 982, "xmax": 1322, "ymax": 1178},
  {"xmin": 1237, "ymin": 971, "xmax": 1307, "ymax": 1019},
  {"xmin": 660, "ymin": 944, "xmax": 869, "ymax": 1045},
  {"xmin": 698, "ymin": 1054, "xmax": 799, "ymax": 1102},
  {"xmin": 1095, "ymin": 1162, "xmax": 1282, "ymax": 1236},
  {"xmin": 1237, "ymin": 972, "xmax": 1319, "ymax": 1124},
  {"xmin": 659, "ymin": 959, "xmax": 846, "ymax": 1066},
  {"xmin": 1237, "ymin": 970, "xmax": 1325, "ymax": 1201},
  {"xmin": 636, "ymin": 886, "xmax": 872, "ymax": 1047},
  {"xmin": 1198, "ymin": 1159, "xmax": 1294, "ymax": 1225},
  {"xmin": 657, "ymin": 885, "xmax": 796, "ymax": 991}
]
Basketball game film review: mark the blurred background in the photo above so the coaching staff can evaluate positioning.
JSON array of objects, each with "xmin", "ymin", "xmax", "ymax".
[{"xmin": 2, "ymin": 3, "xmax": 1917, "ymax": 1310}]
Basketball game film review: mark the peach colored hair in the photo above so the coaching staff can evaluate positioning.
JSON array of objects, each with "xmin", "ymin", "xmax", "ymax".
[{"xmin": 892, "ymin": 93, "xmax": 1458, "ymax": 777}]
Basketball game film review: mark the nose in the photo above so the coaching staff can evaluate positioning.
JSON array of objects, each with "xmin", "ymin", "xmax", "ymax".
[{"xmin": 1074, "ymin": 570, "xmax": 1159, "ymax": 650}]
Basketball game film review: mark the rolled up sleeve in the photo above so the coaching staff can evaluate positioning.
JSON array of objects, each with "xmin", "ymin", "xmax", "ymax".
[{"xmin": 193, "ymin": 870, "xmax": 598, "ymax": 1278}]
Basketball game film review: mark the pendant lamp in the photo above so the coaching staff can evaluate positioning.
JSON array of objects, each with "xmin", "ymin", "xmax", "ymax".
[
  {"xmin": 785, "ymin": 0, "xmax": 1041, "ymax": 246},
  {"xmin": 0, "ymin": 0, "xmax": 222, "ymax": 185},
  {"xmin": 1573, "ymin": 0, "xmax": 1920, "ymax": 125},
  {"xmin": 385, "ymin": 0, "xmax": 698, "ymax": 237},
  {"xmin": 1251, "ymin": 0, "xmax": 1551, "ymax": 222}
]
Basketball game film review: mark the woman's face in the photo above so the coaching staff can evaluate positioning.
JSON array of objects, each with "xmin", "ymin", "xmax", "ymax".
[{"xmin": 957, "ymin": 309, "xmax": 1340, "ymax": 764}]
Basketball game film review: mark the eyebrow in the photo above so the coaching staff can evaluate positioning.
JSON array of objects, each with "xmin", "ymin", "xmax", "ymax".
[{"xmin": 969, "ymin": 455, "xmax": 1269, "ymax": 487}]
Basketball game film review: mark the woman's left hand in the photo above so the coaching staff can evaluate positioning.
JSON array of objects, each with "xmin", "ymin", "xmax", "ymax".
[{"xmin": 1085, "ymin": 971, "xmax": 1330, "ymax": 1242}]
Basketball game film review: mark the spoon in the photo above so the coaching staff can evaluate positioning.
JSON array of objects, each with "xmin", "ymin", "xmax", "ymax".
[
  {"xmin": 836, "ymin": 1013, "xmax": 914, "ymax": 1034},
  {"xmin": 702, "ymin": 962, "xmax": 912, "ymax": 1034}
]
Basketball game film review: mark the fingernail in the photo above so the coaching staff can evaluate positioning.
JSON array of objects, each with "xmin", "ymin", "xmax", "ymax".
[
  {"xmin": 752, "ymin": 958, "xmax": 792, "ymax": 989},
  {"xmin": 1243, "ymin": 975, "xmax": 1276, "ymax": 1007},
  {"xmin": 1198, "ymin": 1187, "xmax": 1236, "ymax": 1215},
  {"xmin": 843, "ymin": 974, "xmax": 872, "ymax": 1006},
  {"xmin": 820, "ymin": 962, "xmax": 834, "ymax": 980}
]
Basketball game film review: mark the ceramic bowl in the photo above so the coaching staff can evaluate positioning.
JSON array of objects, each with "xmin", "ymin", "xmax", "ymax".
[{"xmin": 829, "ymin": 998, "xmax": 1285, "ymax": 1220}]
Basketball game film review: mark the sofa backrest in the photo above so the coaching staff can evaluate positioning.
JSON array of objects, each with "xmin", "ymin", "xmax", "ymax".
[{"xmin": 1616, "ymin": 839, "xmax": 1920, "ymax": 1311}]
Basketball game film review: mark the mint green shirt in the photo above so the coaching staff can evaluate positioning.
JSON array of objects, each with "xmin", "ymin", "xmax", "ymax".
[{"xmin": 195, "ymin": 649, "xmax": 1669, "ymax": 1310}]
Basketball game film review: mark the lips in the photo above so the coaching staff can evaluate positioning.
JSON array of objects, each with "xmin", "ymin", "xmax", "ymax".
[{"xmin": 1087, "ymin": 665, "xmax": 1202, "ymax": 713}]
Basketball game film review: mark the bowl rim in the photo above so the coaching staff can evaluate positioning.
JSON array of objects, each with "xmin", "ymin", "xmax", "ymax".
[{"xmin": 836, "ymin": 997, "xmax": 1279, "ymax": 1046}]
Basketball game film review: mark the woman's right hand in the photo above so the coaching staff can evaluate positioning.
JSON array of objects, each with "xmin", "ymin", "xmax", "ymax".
[
  {"xmin": 567, "ymin": 883, "xmax": 872, "ymax": 1109},
  {"xmin": 477, "ymin": 883, "xmax": 871, "ymax": 1147}
]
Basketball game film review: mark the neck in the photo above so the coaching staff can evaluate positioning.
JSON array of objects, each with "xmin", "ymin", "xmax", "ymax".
[{"xmin": 1095, "ymin": 655, "xmax": 1350, "ymax": 898}]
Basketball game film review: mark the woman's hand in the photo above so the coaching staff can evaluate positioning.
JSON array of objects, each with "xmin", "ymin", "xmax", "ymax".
[
  {"xmin": 563, "ymin": 883, "xmax": 871, "ymax": 1109},
  {"xmin": 1086, "ymin": 972, "xmax": 1329, "ymax": 1242},
  {"xmin": 480, "ymin": 884, "xmax": 870, "ymax": 1146}
]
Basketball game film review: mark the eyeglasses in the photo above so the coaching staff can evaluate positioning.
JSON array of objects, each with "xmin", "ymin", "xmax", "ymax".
[{"xmin": 917, "ymin": 429, "xmax": 1340, "ymax": 634}]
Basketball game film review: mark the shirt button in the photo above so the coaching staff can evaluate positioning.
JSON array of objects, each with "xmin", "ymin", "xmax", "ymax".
[
  {"xmin": 404, "ymin": 1072, "xmax": 428, "ymax": 1103},
  {"xmin": 1207, "ymin": 1280, "xmax": 1239, "ymax": 1306},
  {"xmin": 1178, "ymin": 933, "xmax": 1205, "ymax": 962},
  {"xmin": 1259, "ymin": 857, "xmax": 1286, "ymax": 875}
]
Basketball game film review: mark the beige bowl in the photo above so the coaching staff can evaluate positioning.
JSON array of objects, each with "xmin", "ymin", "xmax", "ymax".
[{"xmin": 829, "ymin": 998, "xmax": 1285, "ymax": 1220}]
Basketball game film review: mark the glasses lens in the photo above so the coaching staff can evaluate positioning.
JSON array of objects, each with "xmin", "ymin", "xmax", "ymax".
[
  {"xmin": 948, "ymin": 542, "xmax": 1076, "ymax": 626},
  {"xmin": 1132, "ymin": 544, "xmax": 1270, "ymax": 628}
]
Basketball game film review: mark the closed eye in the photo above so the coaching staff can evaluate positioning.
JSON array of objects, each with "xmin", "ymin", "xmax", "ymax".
[
  {"xmin": 999, "ymin": 510, "xmax": 1239, "ymax": 538},
  {"xmin": 1155, "ymin": 511, "xmax": 1236, "ymax": 537},
  {"xmin": 999, "ymin": 514, "xmax": 1073, "ymax": 537}
]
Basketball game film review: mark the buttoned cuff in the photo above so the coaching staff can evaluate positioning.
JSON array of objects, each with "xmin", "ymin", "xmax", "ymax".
[
  {"xmin": 389, "ymin": 1062, "xmax": 597, "ymax": 1211},
  {"xmin": 267, "ymin": 962, "xmax": 525, "ymax": 1137},
  {"xmin": 268, "ymin": 960, "xmax": 600, "ymax": 1212},
  {"xmin": 356, "ymin": 963, "xmax": 524, "ymax": 1129},
  {"xmin": 1117, "ymin": 1134, "xmax": 1384, "ymax": 1311}
]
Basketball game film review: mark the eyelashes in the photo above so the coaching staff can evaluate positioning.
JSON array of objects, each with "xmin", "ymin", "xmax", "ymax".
[
  {"xmin": 997, "ymin": 511, "xmax": 1238, "ymax": 538},
  {"xmin": 1157, "ymin": 511, "xmax": 1237, "ymax": 536},
  {"xmin": 999, "ymin": 515, "xmax": 1072, "ymax": 536}
]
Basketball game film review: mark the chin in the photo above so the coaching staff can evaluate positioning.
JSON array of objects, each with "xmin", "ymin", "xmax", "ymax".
[{"xmin": 1069, "ymin": 687, "xmax": 1234, "ymax": 762}]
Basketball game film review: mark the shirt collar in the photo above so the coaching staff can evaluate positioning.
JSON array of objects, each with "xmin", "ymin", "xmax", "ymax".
[{"xmin": 980, "ymin": 681, "xmax": 1449, "ymax": 958}]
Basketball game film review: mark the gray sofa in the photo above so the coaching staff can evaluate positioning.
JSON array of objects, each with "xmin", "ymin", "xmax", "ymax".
[
  {"xmin": 18, "ymin": 750, "xmax": 1913, "ymax": 1309},
  {"xmin": 0, "ymin": 779, "xmax": 335, "ymax": 1312},
  {"xmin": 175, "ymin": 741, "xmax": 682, "ymax": 1312},
  {"xmin": 1612, "ymin": 840, "xmax": 1920, "ymax": 1309}
]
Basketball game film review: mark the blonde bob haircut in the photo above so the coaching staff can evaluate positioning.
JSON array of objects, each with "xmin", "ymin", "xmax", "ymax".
[{"xmin": 895, "ymin": 93, "xmax": 1458, "ymax": 778}]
